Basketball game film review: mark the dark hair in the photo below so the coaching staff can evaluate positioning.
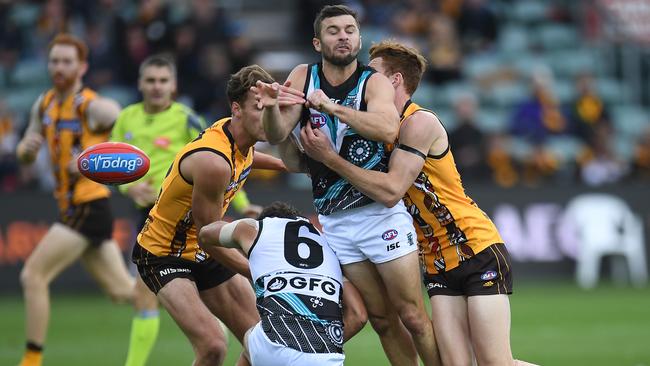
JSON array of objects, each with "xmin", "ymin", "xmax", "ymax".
[
  {"xmin": 48, "ymin": 33, "xmax": 89, "ymax": 62},
  {"xmin": 369, "ymin": 40, "xmax": 427, "ymax": 95},
  {"xmin": 258, "ymin": 201, "xmax": 302, "ymax": 220},
  {"xmin": 313, "ymin": 4, "xmax": 359, "ymax": 39},
  {"xmin": 139, "ymin": 54, "xmax": 177, "ymax": 79},
  {"xmin": 226, "ymin": 64, "xmax": 275, "ymax": 105}
]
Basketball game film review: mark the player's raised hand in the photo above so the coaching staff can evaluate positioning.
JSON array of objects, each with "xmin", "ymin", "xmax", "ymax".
[
  {"xmin": 251, "ymin": 80, "xmax": 304, "ymax": 109},
  {"xmin": 277, "ymin": 80, "xmax": 306, "ymax": 107},
  {"xmin": 300, "ymin": 122, "xmax": 336, "ymax": 164},
  {"xmin": 251, "ymin": 80, "xmax": 279, "ymax": 109},
  {"xmin": 306, "ymin": 89, "xmax": 335, "ymax": 114}
]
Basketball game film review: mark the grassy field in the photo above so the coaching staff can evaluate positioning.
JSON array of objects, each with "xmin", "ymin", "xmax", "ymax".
[{"xmin": 1, "ymin": 282, "xmax": 649, "ymax": 365}]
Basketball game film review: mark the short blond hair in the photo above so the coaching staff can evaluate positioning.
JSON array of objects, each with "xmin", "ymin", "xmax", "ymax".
[{"xmin": 369, "ymin": 41, "xmax": 427, "ymax": 95}]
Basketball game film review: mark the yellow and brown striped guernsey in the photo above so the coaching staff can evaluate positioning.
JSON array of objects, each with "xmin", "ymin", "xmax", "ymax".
[
  {"xmin": 398, "ymin": 101, "xmax": 503, "ymax": 274},
  {"xmin": 137, "ymin": 118, "xmax": 254, "ymax": 262},
  {"xmin": 40, "ymin": 87, "xmax": 110, "ymax": 214}
]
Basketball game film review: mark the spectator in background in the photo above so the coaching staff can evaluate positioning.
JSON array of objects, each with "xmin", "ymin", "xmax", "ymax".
[
  {"xmin": 0, "ymin": 1, "xmax": 23, "ymax": 73},
  {"xmin": 29, "ymin": 0, "xmax": 68, "ymax": 60},
  {"xmin": 426, "ymin": 14, "xmax": 463, "ymax": 85},
  {"xmin": 521, "ymin": 143, "xmax": 560, "ymax": 186},
  {"xmin": 448, "ymin": 91, "xmax": 489, "ymax": 180},
  {"xmin": 391, "ymin": 1, "xmax": 432, "ymax": 39},
  {"xmin": 567, "ymin": 72, "xmax": 611, "ymax": 143},
  {"xmin": 510, "ymin": 66, "xmax": 568, "ymax": 143},
  {"xmin": 456, "ymin": 0, "xmax": 499, "ymax": 53},
  {"xmin": 85, "ymin": 22, "xmax": 118, "ymax": 89},
  {"xmin": 486, "ymin": 133, "xmax": 520, "ymax": 187},
  {"xmin": 0, "ymin": 99, "xmax": 19, "ymax": 192},
  {"xmin": 510, "ymin": 67, "xmax": 565, "ymax": 185},
  {"xmin": 577, "ymin": 123, "xmax": 627, "ymax": 186},
  {"xmin": 172, "ymin": 21, "xmax": 201, "ymax": 100},
  {"xmin": 631, "ymin": 126, "xmax": 650, "ymax": 180},
  {"xmin": 191, "ymin": 44, "xmax": 231, "ymax": 120}
]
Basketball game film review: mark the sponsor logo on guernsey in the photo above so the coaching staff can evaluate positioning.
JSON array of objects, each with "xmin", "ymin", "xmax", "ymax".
[
  {"xmin": 382, "ymin": 229, "xmax": 399, "ymax": 241},
  {"xmin": 80, "ymin": 153, "xmax": 144, "ymax": 173},
  {"xmin": 483, "ymin": 281, "xmax": 495, "ymax": 288},
  {"xmin": 266, "ymin": 275, "xmax": 337, "ymax": 296},
  {"xmin": 481, "ymin": 270, "xmax": 498, "ymax": 281}
]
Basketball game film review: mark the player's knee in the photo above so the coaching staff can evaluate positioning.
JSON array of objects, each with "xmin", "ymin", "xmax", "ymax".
[
  {"xmin": 367, "ymin": 312, "xmax": 393, "ymax": 336},
  {"xmin": 19, "ymin": 266, "xmax": 46, "ymax": 290},
  {"xmin": 108, "ymin": 286, "xmax": 134, "ymax": 304},
  {"xmin": 197, "ymin": 338, "xmax": 228, "ymax": 364},
  {"xmin": 344, "ymin": 304, "xmax": 368, "ymax": 340},
  {"xmin": 398, "ymin": 305, "xmax": 430, "ymax": 336}
]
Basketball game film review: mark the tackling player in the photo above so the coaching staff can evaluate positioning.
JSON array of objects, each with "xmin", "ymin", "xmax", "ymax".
[
  {"xmin": 200, "ymin": 201, "xmax": 346, "ymax": 366},
  {"xmin": 300, "ymin": 40, "xmax": 531, "ymax": 366},
  {"xmin": 131, "ymin": 65, "xmax": 297, "ymax": 366}
]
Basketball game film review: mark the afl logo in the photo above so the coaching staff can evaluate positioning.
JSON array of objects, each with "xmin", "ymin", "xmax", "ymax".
[
  {"xmin": 382, "ymin": 229, "xmax": 399, "ymax": 241},
  {"xmin": 267, "ymin": 277, "xmax": 288, "ymax": 292},
  {"xmin": 310, "ymin": 114, "xmax": 326, "ymax": 128},
  {"xmin": 481, "ymin": 270, "xmax": 497, "ymax": 281}
]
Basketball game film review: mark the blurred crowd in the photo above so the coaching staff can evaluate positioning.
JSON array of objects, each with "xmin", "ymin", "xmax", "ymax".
[{"xmin": 1, "ymin": 0, "xmax": 649, "ymax": 194}]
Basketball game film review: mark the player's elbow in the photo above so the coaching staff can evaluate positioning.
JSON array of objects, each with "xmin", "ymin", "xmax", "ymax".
[
  {"xmin": 378, "ymin": 122, "xmax": 399, "ymax": 144},
  {"xmin": 198, "ymin": 226, "xmax": 220, "ymax": 248},
  {"xmin": 377, "ymin": 189, "xmax": 403, "ymax": 208},
  {"xmin": 265, "ymin": 132, "xmax": 288, "ymax": 145}
]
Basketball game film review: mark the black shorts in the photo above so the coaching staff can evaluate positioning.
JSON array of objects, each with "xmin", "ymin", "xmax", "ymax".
[
  {"xmin": 136, "ymin": 206, "xmax": 153, "ymax": 232},
  {"xmin": 59, "ymin": 198, "xmax": 113, "ymax": 247},
  {"xmin": 132, "ymin": 242, "xmax": 236, "ymax": 294},
  {"xmin": 423, "ymin": 243, "xmax": 513, "ymax": 297}
]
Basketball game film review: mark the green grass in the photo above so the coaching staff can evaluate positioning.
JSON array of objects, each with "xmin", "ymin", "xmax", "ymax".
[{"xmin": 1, "ymin": 282, "xmax": 649, "ymax": 365}]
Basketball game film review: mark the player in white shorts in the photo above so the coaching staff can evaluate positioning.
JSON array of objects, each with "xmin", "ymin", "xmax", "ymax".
[
  {"xmin": 199, "ymin": 202, "xmax": 345, "ymax": 366},
  {"xmin": 253, "ymin": 5, "xmax": 440, "ymax": 364}
]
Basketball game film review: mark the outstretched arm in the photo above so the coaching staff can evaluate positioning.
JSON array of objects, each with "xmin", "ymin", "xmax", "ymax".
[
  {"xmin": 87, "ymin": 96, "xmax": 121, "ymax": 133},
  {"xmin": 252, "ymin": 151, "xmax": 286, "ymax": 171},
  {"xmin": 253, "ymin": 65, "xmax": 307, "ymax": 144},
  {"xmin": 198, "ymin": 218, "xmax": 259, "ymax": 256},
  {"xmin": 307, "ymin": 73, "xmax": 399, "ymax": 144},
  {"xmin": 301, "ymin": 112, "xmax": 444, "ymax": 207}
]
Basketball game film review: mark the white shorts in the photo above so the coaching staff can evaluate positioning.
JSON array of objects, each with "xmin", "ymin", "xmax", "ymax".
[
  {"xmin": 319, "ymin": 201, "xmax": 418, "ymax": 265},
  {"xmin": 247, "ymin": 323, "xmax": 345, "ymax": 366}
]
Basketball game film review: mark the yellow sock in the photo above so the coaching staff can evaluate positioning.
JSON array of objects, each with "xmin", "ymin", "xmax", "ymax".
[
  {"xmin": 124, "ymin": 312, "xmax": 160, "ymax": 366},
  {"xmin": 19, "ymin": 350, "xmax": 43, "ymax": 366}
]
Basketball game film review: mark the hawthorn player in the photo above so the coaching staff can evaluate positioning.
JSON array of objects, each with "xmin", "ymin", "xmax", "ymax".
[{"xmin": 15, "ymin": 33, "xmax": 134, "ymax": 366}]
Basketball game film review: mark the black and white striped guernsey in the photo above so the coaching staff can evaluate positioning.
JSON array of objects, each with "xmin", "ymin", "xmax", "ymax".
[{"xmin": 249, "ymin": 217, "xmax": 344, "ymax": 354}]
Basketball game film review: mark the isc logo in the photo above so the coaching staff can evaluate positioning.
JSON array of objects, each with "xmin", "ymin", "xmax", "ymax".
[
  {"xmin": 386, "ymin": 242, "xmax": 401, "ymax": 251},
  {"xmin": 382, "ymin": 229, "xmax": 399, "ymax": 241},
  {"xmin": 80, "ymin": 153, "xmax": 144, "ymax": 173}
]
